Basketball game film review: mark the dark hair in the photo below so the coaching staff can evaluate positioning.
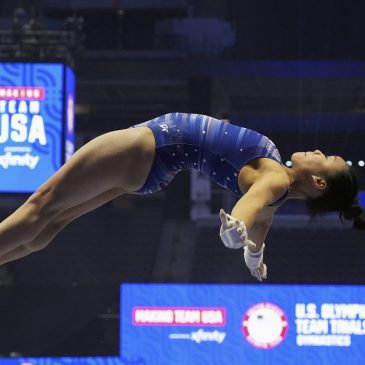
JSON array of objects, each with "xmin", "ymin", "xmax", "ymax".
[{"xmin": 306, "ymin": 167, "xmax": 365, "ymax": 230}]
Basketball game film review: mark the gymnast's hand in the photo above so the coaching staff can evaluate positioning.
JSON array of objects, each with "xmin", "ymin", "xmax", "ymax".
[
  {"xmin": 219, "ymin": 209, "xmax": 256, "ymax": 249},
  {"xmin": 244, "ymin": 244, "xmax": 267, "ymax": 282}
]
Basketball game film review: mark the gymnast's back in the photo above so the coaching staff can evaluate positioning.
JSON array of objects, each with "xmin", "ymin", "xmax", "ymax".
[{"xmin": 133, "ymin": 113, "xmax": 283, "ymax": 196}]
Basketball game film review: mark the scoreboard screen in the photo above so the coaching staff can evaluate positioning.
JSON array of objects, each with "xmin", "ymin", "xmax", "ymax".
[
  {"xmin": 0, "ymin": 62, "xmax": 75, "ymax": 193},
  {"xmin": 120, "ymin": 283, "xmax": 365, "ymax": 365}
]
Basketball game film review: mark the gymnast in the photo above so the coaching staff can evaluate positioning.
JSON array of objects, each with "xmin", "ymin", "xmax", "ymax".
[{"xmin": 0, "ymin": 112, "xmax": 362, "ymax": 281}]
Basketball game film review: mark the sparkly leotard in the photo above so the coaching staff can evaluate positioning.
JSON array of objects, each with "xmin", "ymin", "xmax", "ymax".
[{"xmin": 133, "ymin": 113, "xmax": 288, "ymax": 206}]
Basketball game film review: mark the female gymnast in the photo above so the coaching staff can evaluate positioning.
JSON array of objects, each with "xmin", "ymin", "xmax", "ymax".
[{"xmin": 0, "ymin": 113, "xmax": 362, "ymax": 280}]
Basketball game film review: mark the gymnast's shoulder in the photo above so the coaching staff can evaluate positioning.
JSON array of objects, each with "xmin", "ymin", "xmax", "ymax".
[{"xmin": 237, "ymin": 158, "xmax": 290, "ymax": 197}]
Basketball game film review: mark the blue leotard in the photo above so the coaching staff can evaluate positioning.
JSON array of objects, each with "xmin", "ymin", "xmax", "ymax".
[{"xmin": 133, "ymin": 113, "xmax": 288, "ymax": 206}]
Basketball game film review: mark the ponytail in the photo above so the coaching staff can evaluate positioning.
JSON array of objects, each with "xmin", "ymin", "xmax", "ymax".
[{"xmin": 342, "ymin": 201, "xmax": 365, "ymax": 230}]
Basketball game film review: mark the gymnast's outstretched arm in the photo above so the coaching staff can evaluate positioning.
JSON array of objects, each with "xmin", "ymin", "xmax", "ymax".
[
  {"xmin": 219, "ymin": 172, "xmax": 288, "ymax": 280},
  {"xmin": 219, "ymin": 173, "xmax": 287, "ymax": 248}
]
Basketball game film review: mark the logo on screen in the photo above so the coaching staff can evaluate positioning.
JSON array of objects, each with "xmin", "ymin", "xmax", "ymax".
[
  {"xmin": 132, "ymin": 306, "xmax": 226, "ymax": 326},
  {"xmin": 242, "ymin": 302, "xmax": 288, "ymax": 349}
]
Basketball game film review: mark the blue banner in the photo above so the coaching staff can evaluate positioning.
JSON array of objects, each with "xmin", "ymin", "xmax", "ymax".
[
  {"xmin": 120, "ymin": 283, "xmax": 365, "ymax": 365},
  {"xmin": 0, "ymin": 62, "xmax": 70, "ymax": 193}
]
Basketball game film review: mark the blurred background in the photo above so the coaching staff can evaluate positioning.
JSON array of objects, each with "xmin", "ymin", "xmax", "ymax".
[{"xmin": 0, "ymin": 0, "xmax": 364, "ymax": 358}]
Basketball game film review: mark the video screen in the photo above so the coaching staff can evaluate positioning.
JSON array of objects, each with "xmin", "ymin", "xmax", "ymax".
[
  {"xmin": 121, "ymin": 283, "xmax": 365, "ymax": 365},
  {"xmin": 0, "ymin": 62, "xmax": 75, "ymax": 193}
]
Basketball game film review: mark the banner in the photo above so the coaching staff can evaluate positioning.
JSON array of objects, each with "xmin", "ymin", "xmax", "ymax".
[
  {"xmin": 121, "ymin": 283, "xmax": 365, "ymax": 365},
  {"xmin": 0, "ymin": 63, "xmax": 75, "ymax": 193}
]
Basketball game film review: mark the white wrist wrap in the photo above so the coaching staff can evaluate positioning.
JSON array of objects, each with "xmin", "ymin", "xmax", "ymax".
[
  {"xmin": 244, "ymin": 244, "xmax": 267, "ymax": 281},
  {"xmin": 244, "ymin": 244, "xmax": 265, "ymax": 267}
]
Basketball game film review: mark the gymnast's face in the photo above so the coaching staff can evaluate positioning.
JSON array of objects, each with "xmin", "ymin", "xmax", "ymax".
[{"xmin": 291, "ymin": 150, "xmax": 348, "ymax": 192}]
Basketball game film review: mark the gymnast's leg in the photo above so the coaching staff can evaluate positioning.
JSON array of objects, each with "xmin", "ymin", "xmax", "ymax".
[
  {"xmin": 0, "ymin": 188, "xmax": 124, "ymax": 265},
  {"xmin": 0, "ymin": 127, "xmax": 155, "ymax": 261}
]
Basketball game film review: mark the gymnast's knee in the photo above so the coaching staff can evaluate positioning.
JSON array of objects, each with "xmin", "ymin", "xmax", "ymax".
[
  {"xmin": 16, "ymin": 190, "xmax": 62, "ymax": 241},
  {"xmin": 26, "ymin": 183, "xmax": 63, "ymax": 219}
]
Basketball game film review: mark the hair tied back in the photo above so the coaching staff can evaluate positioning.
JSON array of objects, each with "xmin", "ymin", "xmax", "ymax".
[{"xmin": 343, "ymin": 201, "xmax": 365, "ymax": 230}]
